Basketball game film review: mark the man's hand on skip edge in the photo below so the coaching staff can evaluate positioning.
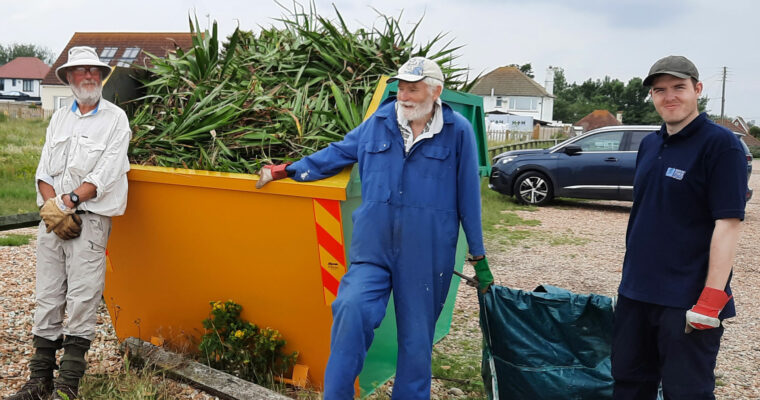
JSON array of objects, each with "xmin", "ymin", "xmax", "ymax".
[{"xmin": 255, "ymin": 162, "xmax": 292, "ymax": 189}]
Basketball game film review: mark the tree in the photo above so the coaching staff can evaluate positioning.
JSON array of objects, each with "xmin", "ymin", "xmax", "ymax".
[
  {"xmin": 508, "ymin": 63, "xmax": 534, "ymax": 78},
  {"xmin": 551, "ymin": 69, "xmax": 710, "ymax": 125},
  {"xmin": 750, "ymin": 125, "xmax": 760, "ymax": 139},
  {"xmin": 0, "ymin": 43, "xmax": 55, "ymax": 65}
]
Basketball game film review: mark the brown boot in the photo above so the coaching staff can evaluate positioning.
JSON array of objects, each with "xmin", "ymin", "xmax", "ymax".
[
  {"xmin": 51, "ymin": 382, "xmax": 78, "ymax": 400},
  {"xmin": 4, "ymin": 376, "xmax": 54, "ymax": 400}
]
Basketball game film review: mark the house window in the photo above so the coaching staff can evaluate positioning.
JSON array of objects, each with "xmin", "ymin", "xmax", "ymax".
[
  {"xmin": 99, "ymin": 47, "xmax": 118, "ymax": 64},
  {"xmin": 117, "ymin": 47, "xmax": 141, "ymax": 67},
  {"xmin": 0, "ymin": 80, "xmax": 4, "ymax": 91},
  {"xmin": 23, "ymin": 80, "xmax": 33, "ymax": 91},
  {"xmin": 509, "ymin": 97, "xmax": 538, "ymax": 111},
  {"xmin": 55, "ymin": 96, "xmax": 72, "ymax": 110},
  {"xmin": 495, "ymin": 96, "xmax": 503, "ymax": 107}
]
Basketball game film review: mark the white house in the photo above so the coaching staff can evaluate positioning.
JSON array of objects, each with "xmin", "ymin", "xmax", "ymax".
[
  {"xmin": 0, "ymin": 57, "xmax": 50, "ymax": 98},
  {"xmin": 469, "ymin": 66, "xmax": 556, "ymax": 122}
]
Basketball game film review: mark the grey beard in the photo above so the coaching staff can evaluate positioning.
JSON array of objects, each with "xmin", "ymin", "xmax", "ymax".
[
  {"xmin": 71, "ymin": 84, "xmax": 102, "ymax": 107},
  {"xmin": 400, "ymin": 100, "xmax": 434, "ymax": 122}
]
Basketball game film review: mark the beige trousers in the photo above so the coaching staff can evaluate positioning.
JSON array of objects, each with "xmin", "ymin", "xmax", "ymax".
[{"xmin": 33, "ymin": 213, "xmax": 111, "ymax": 341}]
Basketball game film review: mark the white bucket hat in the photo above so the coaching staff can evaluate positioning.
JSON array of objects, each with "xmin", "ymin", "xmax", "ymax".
[
  {"xmin": 55, "ymin": 46, "xmax": 112, "ymax": 84},
  {"xmin": 387, "ymin": 57, "xmax": 444, "ymax": 83}
]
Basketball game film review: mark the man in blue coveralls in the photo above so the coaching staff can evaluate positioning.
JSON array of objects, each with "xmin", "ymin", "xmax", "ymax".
[
  {"xmin": 612, "ymin": 55, "xmax": 747, "ymax": 399},
  {"xmin": 256, "ymin": 57, "xmax": 493, "ymax": 399}
]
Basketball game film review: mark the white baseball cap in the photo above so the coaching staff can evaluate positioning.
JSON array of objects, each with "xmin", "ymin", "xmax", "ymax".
[
  {"xmin": 55, "ymin": 46, "xmax": 113, "ymax": 84},
  {"xmin": 387, "ymin": 57, "xmax": 444, "ymax": 83}
]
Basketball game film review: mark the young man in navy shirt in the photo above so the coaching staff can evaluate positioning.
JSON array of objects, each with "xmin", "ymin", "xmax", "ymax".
[{"xmin": 612, "ymin": 56, "xmax": 747, "ymax": 399}]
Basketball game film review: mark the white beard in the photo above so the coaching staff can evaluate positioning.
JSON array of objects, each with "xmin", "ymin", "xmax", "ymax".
[
  {"xmin": 71, "ymin": 80, "xmax": 102, "ymax": 107},
  {"xmin": 399, "ymin": 97, "xmax": 434, "ymax": 123}
]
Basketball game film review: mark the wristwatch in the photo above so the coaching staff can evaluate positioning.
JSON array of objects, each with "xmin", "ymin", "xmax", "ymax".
[{"xmin": 68, "ymin": 192, "xmax": 80, "ymax": 206}]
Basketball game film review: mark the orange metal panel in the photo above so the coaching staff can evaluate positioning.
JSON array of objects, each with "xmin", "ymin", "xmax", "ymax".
[{"xmin": 103, "ymin": 165, "xmax": 353, "ymax": 390}]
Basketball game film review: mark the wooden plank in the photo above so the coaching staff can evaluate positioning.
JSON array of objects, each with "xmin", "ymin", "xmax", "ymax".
[
  {"xmin": 0, "ymin": 213, "xmax": 40, "ymax": 231},
  {"xmin": 121, "ymin": 337, "xmax": 292, "ymax": 400}
]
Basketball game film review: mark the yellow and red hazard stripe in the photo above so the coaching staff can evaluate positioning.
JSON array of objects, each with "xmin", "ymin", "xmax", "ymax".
[{"xmin": 313, "ymin": 198, "xmax": 347, "ymax": 304}]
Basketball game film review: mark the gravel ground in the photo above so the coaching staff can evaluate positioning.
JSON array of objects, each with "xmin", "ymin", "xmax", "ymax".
[{"xmin": 2, "ymin": 161, "xmax": 758, "ymax": 398}]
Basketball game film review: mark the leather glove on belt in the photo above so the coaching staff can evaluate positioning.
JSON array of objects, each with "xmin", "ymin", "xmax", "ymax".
[
  {"xmin": 256, "ymin": 162, "xmax": 293, "ymax": 189},
  {"xmin": 685, "ymin": 287, "xmax": 731, "ymax": 333},
  {"xmin": 39, "ymin": 196, "xmax": 74, "ymax": 233}
]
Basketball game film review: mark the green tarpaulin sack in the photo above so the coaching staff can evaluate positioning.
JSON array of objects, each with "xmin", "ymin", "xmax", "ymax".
[{"xmin": 479, "ymin": 284, "xmax": 614, "ymax": 400}]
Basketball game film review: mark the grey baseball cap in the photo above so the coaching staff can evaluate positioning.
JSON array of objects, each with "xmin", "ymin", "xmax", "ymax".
[
  {"xmin": 643, "ymin": 55, "xmax": 699, "ymax": 87},
  {"xmin": 387, "ymin": 57, "xmax": 444, "ymax": 83}
]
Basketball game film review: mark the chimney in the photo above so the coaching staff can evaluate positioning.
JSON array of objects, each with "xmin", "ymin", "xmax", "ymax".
[
  {"xmin": 544, "ymin": 66, "xmax": 555, "ymax": 95},
  {"xmin": 616, "ymin": 111, "xmax": 623, "ymax": 123}
]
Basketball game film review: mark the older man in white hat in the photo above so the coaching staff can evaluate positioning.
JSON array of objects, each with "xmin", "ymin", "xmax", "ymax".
[{"xmin": 6, "ymin": 46, "xmax": 131, "ymax": 400}]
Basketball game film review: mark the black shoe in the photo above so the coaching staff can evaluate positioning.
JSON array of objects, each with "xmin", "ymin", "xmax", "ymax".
[
  {"xmin": 5, "ymin": 377, "xmax": 53, "ymax": 400},
  {"xmin": 51, "ymin": 382, "xmax": 78, "ymax": 400}
]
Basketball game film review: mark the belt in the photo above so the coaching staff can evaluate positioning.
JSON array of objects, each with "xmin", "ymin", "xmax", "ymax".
[{"xmin": 75, "ymin": 210, "xmax": 94, "ymax": 215}]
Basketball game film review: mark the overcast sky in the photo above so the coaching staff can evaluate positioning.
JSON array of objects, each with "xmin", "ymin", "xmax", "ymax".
[{"xmin": 5, "ymin": 0, "xmax": 758, "ymax": 122}]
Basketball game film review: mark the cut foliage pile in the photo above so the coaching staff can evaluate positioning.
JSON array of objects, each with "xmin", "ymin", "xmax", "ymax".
[{"xmin": 128, "ymin": 3, "xmax": 471, "ymax": 173}]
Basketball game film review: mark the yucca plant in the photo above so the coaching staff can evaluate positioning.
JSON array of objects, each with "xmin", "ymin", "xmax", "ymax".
[{"xmin": 128, "ymin": 2, "xmax": 471, "ymax": 173}]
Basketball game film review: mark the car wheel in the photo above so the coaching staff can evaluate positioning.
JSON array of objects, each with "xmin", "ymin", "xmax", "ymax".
[{"xmin": 514, "ymin": 172, "xmax": 553, "ymax": 206}]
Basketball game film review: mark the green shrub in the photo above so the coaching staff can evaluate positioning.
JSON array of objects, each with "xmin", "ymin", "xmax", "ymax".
[
  {"xmin": 749, "ymin": 145, "xmax": 760, "ymax": 159},
  {"xmin": 199, "ymin": 300, "xmax": 297, "ymax": 384}
]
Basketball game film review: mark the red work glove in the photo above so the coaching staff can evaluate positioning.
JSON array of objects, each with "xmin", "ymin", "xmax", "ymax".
[
  {"xmin": 255, "ymin": 162, "xmax": 292, "ymax": 189},
  {"xmin": 685, "ymin": 287, "xmax": 732, "ymax": 333}
]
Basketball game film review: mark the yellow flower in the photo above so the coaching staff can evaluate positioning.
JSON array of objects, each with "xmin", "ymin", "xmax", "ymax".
[{"xmin": 234, "ymin": 330, "xmax": 245, "ymax": 338}]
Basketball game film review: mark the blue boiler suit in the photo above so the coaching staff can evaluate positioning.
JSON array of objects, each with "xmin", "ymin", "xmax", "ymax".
[{"xmin": 286, "ymin": 97, "xmax": 485, "ymax": 399}]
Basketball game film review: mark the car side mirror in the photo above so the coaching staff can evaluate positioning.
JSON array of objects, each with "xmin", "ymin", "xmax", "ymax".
[{"xmin": 563, "ymin": 145, "xmax": 582, "ymax": 156}]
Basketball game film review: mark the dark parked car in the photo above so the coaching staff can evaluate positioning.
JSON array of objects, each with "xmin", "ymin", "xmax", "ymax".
[
  {"xmin": 735, "ymin": 132, "xmax": 754, "ymax": 200},
  {"xmin": 489, "ymin": 125, "xmax": 753, "ymax": 205},
  {"xmin": 0, "ymin": 90, "xmax": 32, "ymax": 100}
]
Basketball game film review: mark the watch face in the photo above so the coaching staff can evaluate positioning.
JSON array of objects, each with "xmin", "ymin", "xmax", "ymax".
[{"xmin": 70, "ymin": 193, "xmax": 79, "ymax": 203}]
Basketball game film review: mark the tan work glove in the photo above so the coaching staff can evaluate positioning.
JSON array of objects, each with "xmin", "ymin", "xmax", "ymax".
[
  {"xmin": 39, "ymin": 195, "xmax": 74, "ymax": 233},
  {"xmin": 53, "ymin": 214, "xmax": 83, "ymax": 240}
]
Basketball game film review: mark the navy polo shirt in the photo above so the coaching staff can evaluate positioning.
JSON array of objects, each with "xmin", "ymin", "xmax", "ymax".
[{"xmin": 619, "ymin": 113, "xmax": 747, "ymax": 318}]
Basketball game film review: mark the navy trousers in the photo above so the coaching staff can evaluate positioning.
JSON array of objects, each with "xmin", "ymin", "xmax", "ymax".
[{"xmin": 611, "ymin": 295, "xmax": 724, "ymax": 400}]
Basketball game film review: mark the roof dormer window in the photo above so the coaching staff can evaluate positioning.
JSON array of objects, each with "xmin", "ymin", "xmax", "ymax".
[
  {"xmin": 99, "ymin": 47, "xmax": 118, "ymax": 64},
  {"xmin": 116, "ymin": 47, "xmax": 141, "ymax": 67}
]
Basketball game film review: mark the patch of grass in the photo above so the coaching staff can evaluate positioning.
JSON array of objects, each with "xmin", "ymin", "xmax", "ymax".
[
  {"xmin": 0, "ymin": 119, "xmax": 47, "ymax": 216},
  {"xmin": 481, "ymin": 179, "xmax": 540, "ymax": 245},
  {"xmin": 0, "ymin": 234, "xmax": 32, "ymax": 246},
  {"xmin": 431, "ymin": 337, "xmax": 485, "ymax": 399},
  {"xmin": 548, "ymin": 233, "xmax": 590, "ymax": 246},
  {"xmin": 79, "ymin": 360, "xmax": 175, "ymax": 400}
]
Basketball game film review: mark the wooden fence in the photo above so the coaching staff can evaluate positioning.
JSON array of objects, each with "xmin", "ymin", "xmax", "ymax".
[
  {"xmin": 0, "ymin": 102, "xmax": 45, "ymax": 119},
  {"xmin": 488, "ymin": 139, "xmax": 561, "ymax": 161}
]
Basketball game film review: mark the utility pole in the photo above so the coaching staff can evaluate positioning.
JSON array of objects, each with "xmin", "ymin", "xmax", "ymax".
[{"xmin": 720, "ymin": 66, "xmax": 727, "ymax": 122}]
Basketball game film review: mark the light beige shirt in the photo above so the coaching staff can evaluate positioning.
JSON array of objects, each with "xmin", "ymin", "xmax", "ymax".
[
  {"xmin": 35, "ymin": 99, "xmax": 131, "ymax": 217},
  {"xmin": 396, "ymin": 98, "xmax": 444, "ymax": 153}
]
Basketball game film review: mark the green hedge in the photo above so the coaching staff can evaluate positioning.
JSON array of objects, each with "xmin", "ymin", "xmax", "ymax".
[{"xmin": 750, "ymin": 145, "xmax": 760, "ymax": 159}]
